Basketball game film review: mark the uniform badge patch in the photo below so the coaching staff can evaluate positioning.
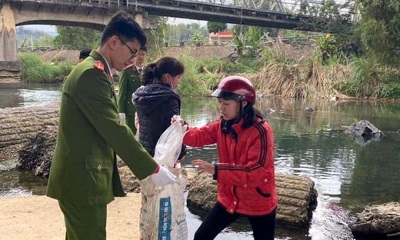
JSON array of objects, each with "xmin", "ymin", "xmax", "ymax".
[{"xmin": 94, "ymin": 60, "xmax": 105, "ymax": 71}]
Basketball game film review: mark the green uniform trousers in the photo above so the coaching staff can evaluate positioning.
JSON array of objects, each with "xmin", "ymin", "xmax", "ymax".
[
  {"xmin": 125, "ymin": 111, "xmax": 137, "ymax": 135},
  {"xmin": 59, "ymin": 201, "xmax": 107, "ymax": 240}
]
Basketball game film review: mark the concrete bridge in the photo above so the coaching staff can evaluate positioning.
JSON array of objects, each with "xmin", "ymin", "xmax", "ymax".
[
  {"xmin": 0, "ymin": 0, "xmax": 146, "ymax": 82},
  {"xmin": 0, "ymin": 0, "xmax": 346, "ymax": 82}
]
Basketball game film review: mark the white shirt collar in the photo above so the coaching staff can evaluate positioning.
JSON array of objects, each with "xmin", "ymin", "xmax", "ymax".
[{"xmin": 99, "ymin": 52, "xmax": 113, "ymax": 77}]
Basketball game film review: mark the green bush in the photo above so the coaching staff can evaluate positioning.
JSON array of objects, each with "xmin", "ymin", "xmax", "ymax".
[
  {"xmin": 338, "ymin": 58, "xmax": 400, "ymax": 98},
  {"xmin": 176, "ymin": 54, "xmax": 223, "ymax": 96},
  {"xmin": 19, "ymin": 53, "xmax": 73, "ymax": 83}
]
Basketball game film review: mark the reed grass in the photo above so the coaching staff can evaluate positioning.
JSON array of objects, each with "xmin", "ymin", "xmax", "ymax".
[
  {"xmin": 250, "ymin": 59, "xmax": 351, "ymax": 99},
  {"xmin": 19, "ymin": 53, "xmax": 73, "ymax": 83}
]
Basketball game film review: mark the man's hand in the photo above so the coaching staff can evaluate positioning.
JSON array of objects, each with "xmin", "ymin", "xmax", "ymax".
[
  {"xmin": 119, "ymin": 113, "xmax": 126, "ymax": 125},
  {"xmin": 150, "ymin": 165, "xmax": 177, "ymax": 186},
  {"xmin": 134, "ymin": 112, "xmax": 140, "ymax": 130}
]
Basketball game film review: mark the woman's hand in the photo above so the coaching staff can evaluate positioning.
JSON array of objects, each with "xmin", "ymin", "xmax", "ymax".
[
  {"xmin": 192, "ymin": 159, "xmax": 215, "ymax": 175},
  {"xmin": 171, "ymin": 115, "xmax": 188, "ymax": 132},
  {"xmin": 171, "ymin": 114, "xmax": 184, "ymax": 125}
]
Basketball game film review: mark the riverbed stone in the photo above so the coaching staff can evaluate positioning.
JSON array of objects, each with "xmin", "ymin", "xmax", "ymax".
[
  {"xmin": 345, "ymin": 120, "xmax": 384, "ymax": 146},
  {"xmin": 349, "ymin": 202, "xmax": 400, "ymax": 239}
]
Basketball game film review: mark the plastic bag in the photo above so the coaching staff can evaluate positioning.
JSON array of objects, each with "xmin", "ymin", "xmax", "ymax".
[
  {"xmin": 153, "ymin": 121, "xmax": 186, "ymax": 167},
  {"xmin": 140, "ymin": 168, "xmax": 188, "ymax": 240},
  {"xmin": 140, "ymin": 121, "xmax": 188, "ymax": 240}
]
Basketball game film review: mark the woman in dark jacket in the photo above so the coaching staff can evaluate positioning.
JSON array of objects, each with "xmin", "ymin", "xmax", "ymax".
[{"xmin": 132, "ymin": 56, "xmax": 186, "ymax": 160}]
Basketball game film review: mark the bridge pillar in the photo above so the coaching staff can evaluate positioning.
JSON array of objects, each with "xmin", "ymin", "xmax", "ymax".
[
  {"xmin": 0, "ymin": 2, "xmax": 22, "ymax": 85},
  {"xmin": 134, "ymin": 11, "xmax": 152, "ymax": 30}
]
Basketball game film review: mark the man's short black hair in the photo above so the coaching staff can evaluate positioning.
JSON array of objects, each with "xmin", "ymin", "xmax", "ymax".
[
  {"xmin": 101, "ymin": 10, "xmax": 146, "ymax": 47},
  {"xmin": 79, "ymin": 49, "xmax": 91, "ymax": 60},
  {"xmin": 140, "ymin": 45, "xmax": 147, "ymax": 52}
]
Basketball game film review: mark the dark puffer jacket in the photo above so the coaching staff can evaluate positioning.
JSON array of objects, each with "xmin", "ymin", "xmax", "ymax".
[{"xmin": 132, "ymin": 83, "xmax": 186, "ymax": 159}]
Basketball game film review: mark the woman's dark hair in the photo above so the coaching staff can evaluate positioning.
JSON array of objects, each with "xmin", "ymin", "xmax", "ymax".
[
  {"xmin": 220, "ymin": 102, "xmax": 265, "ymax": 135},
  {"xmin": 101, "ymin": 10, "xmax": 146, "ymax": 47},
  {"xmin": 241, "ymin": 103, "xmax": 265, "ymax": 128},
  {"xmin": 79, "ymin": 49, "xmax": 91, "ymax": 60},
  {"xmin": 141, "ymin": 56, "xmax": 184, "ymax": 85}
]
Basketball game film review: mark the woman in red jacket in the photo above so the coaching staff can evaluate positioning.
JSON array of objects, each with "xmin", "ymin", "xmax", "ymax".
[{"xmin": 176, "ymin": 76, "xmax": 277, "ymax": 240}]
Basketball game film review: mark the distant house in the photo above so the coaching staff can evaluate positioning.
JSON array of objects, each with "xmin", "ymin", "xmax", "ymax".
[{"xmin": 209, "ymin": 31, "xmax": 233, "ymax": 46}]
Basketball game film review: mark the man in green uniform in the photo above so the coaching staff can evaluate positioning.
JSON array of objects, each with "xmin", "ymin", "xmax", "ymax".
[
  {"xmin": 46, "ymin": 11, "xmax": 176, "ymax": 240},
  {"xmin": 118, "ymin": 45, "xmax": 147, "ymax": 134}
]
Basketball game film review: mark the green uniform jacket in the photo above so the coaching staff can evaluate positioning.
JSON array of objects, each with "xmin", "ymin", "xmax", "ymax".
[
  {"xmin": 118, "ymin": 66, "xmax": 141, "ymax": 134},
  {"xmin": 46, "ymin": 50, "xmax": 158, "ymax": 206}
]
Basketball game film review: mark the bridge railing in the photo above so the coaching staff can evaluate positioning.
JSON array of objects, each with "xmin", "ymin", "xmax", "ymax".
[{"xmin": 8, "ymin": 0, "xmax": 354, "ymax": 32}]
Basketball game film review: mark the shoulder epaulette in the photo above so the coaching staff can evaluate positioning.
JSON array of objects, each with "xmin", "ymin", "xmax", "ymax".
[
  {"xmin": 123, "ymin": 64, "xmax": 134, "ymax": 70},
  {"xmin": 93, "ymin": 60, "xmax": 105, "ymax": 72}
]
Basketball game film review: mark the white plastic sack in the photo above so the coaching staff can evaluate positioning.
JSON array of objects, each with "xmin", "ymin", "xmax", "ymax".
[
  {"xmin": 140, "ymin": 121, "xmax": 188, "ymax": 240},
  {"xmin": 153, "ymin": 121, "xmax": 186, "ymax": 167}
]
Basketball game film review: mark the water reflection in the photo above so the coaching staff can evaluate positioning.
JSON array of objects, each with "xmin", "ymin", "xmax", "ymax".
[
  {"xmin": 180, "ymin": 97, "xmax": 400, "ymax": 240},
  {"xmin": 1, "ymin": 87, "xmax": 400, "ymax": 239},
  {"xmin": 0, "ymin": 83, "xmax": 61, "ymax": 108},
  {"xmin": 0, "ymin": 88, "xmax": 21, "ymax": 108},
  {"xmin": 0, "ymin": 160, "xmax": 47, "ymax": 196}
]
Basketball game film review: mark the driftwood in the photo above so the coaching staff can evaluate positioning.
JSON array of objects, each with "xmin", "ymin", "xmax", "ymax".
[
  {"xmin": 0, "ymin": 105, "xmax": 59, "ymax": 148},
  {"xmin": 186, "ymin": 169, "xmax": 318, "ymax": 227}
]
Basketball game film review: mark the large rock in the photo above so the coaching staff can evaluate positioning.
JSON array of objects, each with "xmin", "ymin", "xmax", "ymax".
[
  {"xmin": 345, "ymin": 120, "xmax": 384, "ymax": 146},
  {"xmin": 349, "ymin": 202, "xmax": 400, "ymax": 239}
]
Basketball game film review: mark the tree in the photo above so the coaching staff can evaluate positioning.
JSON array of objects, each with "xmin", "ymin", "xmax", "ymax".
[
  {"xmin": 207, "ymin": 21, "xmax": 227, "ymax": 33},
  {"xmin": 232, "ymin": 26, "xmax": 263, "ymax": 58},
  {"xmin": 54, "ymin": 26, "xmax": 101, "ymax": 50},
  {"xmin": 356, "ymin": 0, "xmax": 400, "ymax": 65},
  {"xmin": 35, "ymin": 35, "xmax": 55, "ymax": 49},
  {"xmin": 163, "ymin": 23, "xmax": 208, "ymax": 46},
  {"xmin": 190, "ymin": 30, "xmax": 207, "ymax": 46},
  {"xmin": 146, "ymin": 15, "xmax": 168, "ymax": 57}
]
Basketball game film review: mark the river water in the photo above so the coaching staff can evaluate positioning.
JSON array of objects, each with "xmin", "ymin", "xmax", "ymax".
[{"xmin": 1, "ymin": 84, "xmax": 400, "ymax": 240}]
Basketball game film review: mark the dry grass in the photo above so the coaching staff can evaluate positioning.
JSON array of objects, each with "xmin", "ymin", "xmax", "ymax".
[{"xmin": 249, "ymin": 59, "xmax": 352, "ymax": 99}]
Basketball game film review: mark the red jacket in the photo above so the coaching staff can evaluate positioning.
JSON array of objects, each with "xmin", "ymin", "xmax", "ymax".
[{"xmin": 183, "ymin": 118, "xmax": 278, "ymax": 216}]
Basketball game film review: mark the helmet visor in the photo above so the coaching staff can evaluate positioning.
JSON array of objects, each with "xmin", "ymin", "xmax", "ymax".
[{"xmin": 211, "ymin": 89, "xmax": 242, "ymax": 101}]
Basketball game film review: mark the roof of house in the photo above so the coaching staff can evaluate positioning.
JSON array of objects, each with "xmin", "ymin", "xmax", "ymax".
[{"xmin": 209, "ymin": 31, "xmax": 233, "ymax": 38}]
